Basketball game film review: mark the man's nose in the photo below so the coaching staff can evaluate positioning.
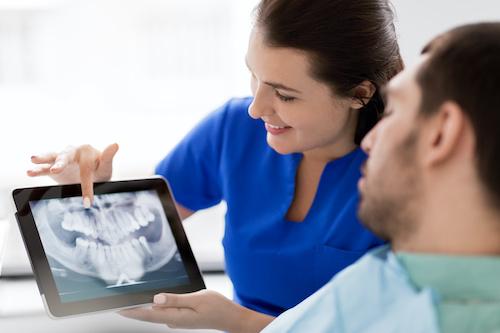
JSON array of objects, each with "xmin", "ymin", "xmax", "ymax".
[{"xmin": 361, "ymin": 122, "xmax": 379, "ymax": 154}]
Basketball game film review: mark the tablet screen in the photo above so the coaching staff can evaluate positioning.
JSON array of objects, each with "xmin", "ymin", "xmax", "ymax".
[{"xmin": 29, "ymin": 189, "xmax": 189, "ymax": 303}]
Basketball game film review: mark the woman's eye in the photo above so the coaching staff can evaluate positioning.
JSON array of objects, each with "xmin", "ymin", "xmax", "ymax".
[{"xmin": 275, "ymin": 90, "xmax": 295, "ymax": 102}]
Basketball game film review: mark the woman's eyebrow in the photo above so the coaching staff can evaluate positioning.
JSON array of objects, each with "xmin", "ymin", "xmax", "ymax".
[
  {"xmin": 264, "ymin": 81, "xmax": 301, "ymax": 93},
  {"xmin": 245, "ymin": 57, "xmax": 302, "ymax": 94}
]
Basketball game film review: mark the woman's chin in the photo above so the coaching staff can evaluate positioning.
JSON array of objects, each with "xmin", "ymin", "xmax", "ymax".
[{"xmin": 267, "ymin": 141, "xmax": 295, "ymax": 155}]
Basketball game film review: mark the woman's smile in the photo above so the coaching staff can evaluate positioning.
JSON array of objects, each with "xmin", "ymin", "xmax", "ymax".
[{"xmin": 265, "ymin": 122, "xmax": 292, "ymax": 135}]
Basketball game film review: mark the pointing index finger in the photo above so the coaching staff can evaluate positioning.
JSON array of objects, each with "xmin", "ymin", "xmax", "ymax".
[{"xmin": 77, "ymin": 147, "xmax": 98, "ymax": 207}]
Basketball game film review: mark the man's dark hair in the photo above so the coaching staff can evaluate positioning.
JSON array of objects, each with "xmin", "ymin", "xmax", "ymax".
[
  {"xmin": 255, "ymin": 0, "xmax": 404, "ymax": 144},
  {"xmin": 418, "ymin": 22, "xmax": 500, "ymax": 206}
]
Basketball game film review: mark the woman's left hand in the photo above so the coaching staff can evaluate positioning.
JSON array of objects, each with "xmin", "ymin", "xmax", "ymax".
[{"xmin": 118, "ymin": 290, "xmax": 274, "ymax": 333}]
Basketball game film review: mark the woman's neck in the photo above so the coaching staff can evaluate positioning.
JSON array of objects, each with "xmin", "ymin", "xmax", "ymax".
[{"xmin": 302, "ymin": 141, "xmax": 358, "ymax": 163}]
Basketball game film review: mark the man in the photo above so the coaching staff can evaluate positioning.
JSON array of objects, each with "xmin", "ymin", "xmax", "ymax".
[{"xmin": 121, "ymin": 22, "xmax": 500, "ymax": 332}]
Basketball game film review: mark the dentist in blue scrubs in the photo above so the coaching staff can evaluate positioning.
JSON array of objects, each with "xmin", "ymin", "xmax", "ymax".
[{"xmin": 28, "ymin": 0, "xmax": 403, "ymax": 317}]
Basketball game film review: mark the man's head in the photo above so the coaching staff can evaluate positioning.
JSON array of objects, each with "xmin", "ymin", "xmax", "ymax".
[{"xmin": 358, "ymin": 23, "xmax": 500, "ymax": 253}]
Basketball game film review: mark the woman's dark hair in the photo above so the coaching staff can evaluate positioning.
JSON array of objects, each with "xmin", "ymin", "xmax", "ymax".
[{"xmin": 255, "ymin": 0, "xmax": 404, "ymax": 144}]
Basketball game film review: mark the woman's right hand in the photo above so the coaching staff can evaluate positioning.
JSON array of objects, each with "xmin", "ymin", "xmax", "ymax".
[{"xmin": 27, "ymin": 143, "xmax": 119, "ymax": 207}]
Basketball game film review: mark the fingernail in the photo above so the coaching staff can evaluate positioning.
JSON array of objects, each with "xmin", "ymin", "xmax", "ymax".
[
  {"xmin": 83, "ymin": 197, "xmax": 91, "ymax": 209},
  {"xmin": 153, "ymin": 294, "xmax": 167, "ymax": 304},
  {"xmin": 31, "ymin": 155, "xmax": 36, "ymax": 159}
]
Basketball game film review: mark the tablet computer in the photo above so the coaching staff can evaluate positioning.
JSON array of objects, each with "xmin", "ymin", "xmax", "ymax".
[{"xmin": 12, "ymin": 177, "xmax": 205, "ymax": 318}]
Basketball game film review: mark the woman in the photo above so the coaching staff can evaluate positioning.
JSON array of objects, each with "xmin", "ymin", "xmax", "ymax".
[{"xmin": 28, "ymin": 0, "xmax": 403, "ymax": 318}]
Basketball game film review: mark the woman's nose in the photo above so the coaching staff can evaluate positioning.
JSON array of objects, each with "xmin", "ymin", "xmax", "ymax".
[{"xmin": 248, "ymin": 84, "xmax": 274, "ymax": 119}]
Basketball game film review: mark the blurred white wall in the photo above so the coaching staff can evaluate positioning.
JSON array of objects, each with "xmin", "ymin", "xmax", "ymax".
[
  {"xmin": 1, "ymin": 0, "xmax": 500, "ymax": 274},
  {"xmin": 0, "ymin": 0, "xmax": 257, "ymax": 189},
  {"xmin": 392, "ymin": 0, "xmax": 500, "ymax": 66}
]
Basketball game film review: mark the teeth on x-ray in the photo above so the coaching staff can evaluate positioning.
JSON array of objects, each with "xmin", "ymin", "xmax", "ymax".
[
  {"xmin": 60, "ymin": 206, "xmax": 155, "ymax": 245},
  {"xmin": 33, "ymin": 190, "xmax": 177, "ymax": 285},
  {"xmin": 138, "ymin": 236, "xmax": 153, "ymax": 255}
]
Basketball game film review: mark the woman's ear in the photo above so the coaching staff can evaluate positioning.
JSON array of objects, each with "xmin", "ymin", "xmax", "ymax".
[{"xmin": 351, "ymin": 80, "xmax": 376, "ymax": 110}]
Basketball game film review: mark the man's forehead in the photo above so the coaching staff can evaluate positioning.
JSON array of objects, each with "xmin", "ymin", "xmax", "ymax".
[{"xmin": 386, "ymin": 56, "xmax": 428, "ymax": 100}]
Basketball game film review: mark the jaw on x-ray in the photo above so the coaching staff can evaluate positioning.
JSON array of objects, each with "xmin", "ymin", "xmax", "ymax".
[{"xmin": 31, "ymin": 190, "xmax": 177, "ymax": 286}]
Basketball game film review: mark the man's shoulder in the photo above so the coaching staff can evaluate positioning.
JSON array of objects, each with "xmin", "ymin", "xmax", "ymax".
[
  {"xmin": 324, "ymin": 245, "xmax": 413, "ymax": 310},
  {"xmin": 264, "ymin": 245, "xmax": 439, "ymax": 333},
  {"xmin": 333, "ymin": 245, "xmax": 395, "ymax": 281},
  {"xmin": 304, "ymin": 245, "xmax": 400, "ymax": 309},
  {"xmin": 328, "ymin": 245, "xmax": 439, "ymax": 332}
]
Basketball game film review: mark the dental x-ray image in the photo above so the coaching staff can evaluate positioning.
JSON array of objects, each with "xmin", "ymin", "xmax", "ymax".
[{"xmin": 29, "ymin": 190, "xmax": 189, "ymax": 303}]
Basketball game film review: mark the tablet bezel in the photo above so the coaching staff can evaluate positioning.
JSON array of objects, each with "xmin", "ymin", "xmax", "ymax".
[{"xmin": 12, "ymin": 177, "xmax": 205, "ymax": 318}]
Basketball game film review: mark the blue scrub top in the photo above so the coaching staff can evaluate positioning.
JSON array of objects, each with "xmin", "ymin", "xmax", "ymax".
[{"xmin": 155, "ymin": 97, "xmax": 384, "ymax": 316}]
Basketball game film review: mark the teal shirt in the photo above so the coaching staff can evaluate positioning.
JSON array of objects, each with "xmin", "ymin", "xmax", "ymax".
[
  {"xmin": 399, "ymin": 252, "xmax": 500, "ymax": 333},
  {"xmin": 262, "ymin": 246, "xmax": 500, "ymax": 333}
]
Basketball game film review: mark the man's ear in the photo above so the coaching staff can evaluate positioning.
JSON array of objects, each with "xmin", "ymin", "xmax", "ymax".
[
  {"xmin": 423, "ymin": 101, "xmax": 470, "ymax": 167},
  {"xmin": 350, "ymin": 80, "xmax": 376, "ymax": 110}
]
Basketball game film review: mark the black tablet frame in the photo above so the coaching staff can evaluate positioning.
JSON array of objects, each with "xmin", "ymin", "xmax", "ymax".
[{"xmin": 12, "ymin": 177, "xmax": 205, "ymax": 318}]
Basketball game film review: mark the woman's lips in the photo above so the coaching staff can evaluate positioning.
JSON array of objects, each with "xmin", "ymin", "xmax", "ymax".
[{"xmin": 265, "ymin": 123, "xmax": 292, "ymax": 135}]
